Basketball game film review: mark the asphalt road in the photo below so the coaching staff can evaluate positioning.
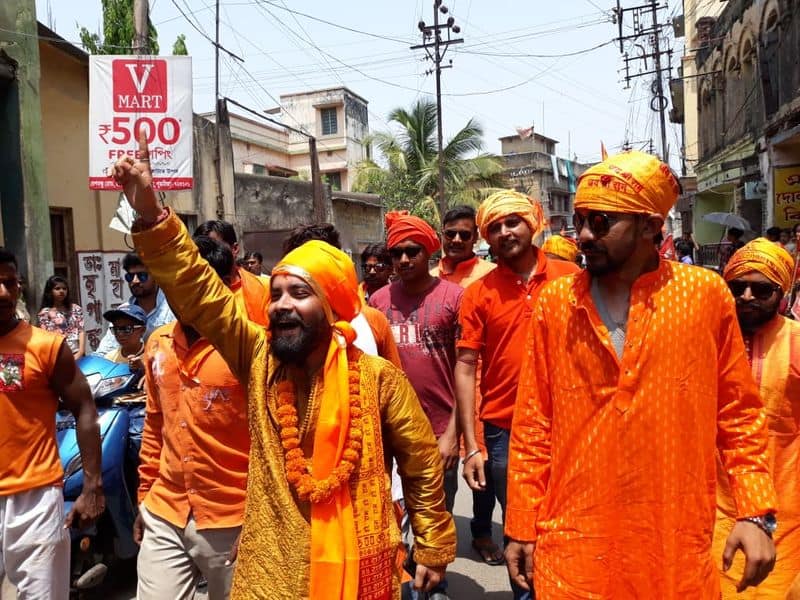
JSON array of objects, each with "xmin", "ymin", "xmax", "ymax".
[{"xmin": 2, "ymin": 478, "xmax": 514, "ymax": 599}]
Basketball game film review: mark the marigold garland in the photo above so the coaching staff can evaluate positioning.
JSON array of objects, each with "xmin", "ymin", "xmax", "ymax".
[{"xmin": 276, "ymin": 362, "xmax": 363, "ymax": 504}]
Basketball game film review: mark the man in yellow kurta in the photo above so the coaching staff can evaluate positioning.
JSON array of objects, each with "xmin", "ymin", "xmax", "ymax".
[
  {"xmin": 110, "ymin": 134, "xmax": 456, "ymax": 600},
  {"xmin": 504, "ymin": 151, "xmax": 777, "ymax": 599},
  {"xmin": 717, "ymin": 238, "xmax": 800, "ymax": 598}
]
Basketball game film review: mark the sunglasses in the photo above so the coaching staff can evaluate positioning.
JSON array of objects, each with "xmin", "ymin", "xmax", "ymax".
[
  {"xmin": 727, "ymin": 281, "xmax": 780, "ymax": 300},
  {"xmin": 572, "ymin": 211, "xmax": 625, "ymax": 238},
  {"xmin": 443, "ymin": 229, "xmax": 474, "ymax": 242},
  {"xmin": 124, "ymin": 272, "xmax": 150, "ymax": 283},
  {"xmin": 362, "ymin": 262, "xmax": 389, "ymax": 272},
  {"xmin": 389, "ymin": 246, "xmax": 424, "ymax": 260},
  {"xmin": 111, "ymin": 325, "xmax": 145, "ymax": 335}
]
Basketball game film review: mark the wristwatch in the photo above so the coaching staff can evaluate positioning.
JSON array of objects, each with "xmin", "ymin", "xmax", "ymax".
[{"xmin": 741, "ymin": 513, "xmax": 778, "ymax": 538}]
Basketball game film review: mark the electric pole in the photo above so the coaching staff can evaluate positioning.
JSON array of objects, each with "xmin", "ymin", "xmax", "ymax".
[
  {"xmin": 613, "ymin": 0, "xmax": 673, "ymax": 163},
  {"xmin": 412, "ymin": 1, "xmax": 463, "ymax": 220},
  {"xmin": 133, "ymin": 0, "xmax": 149, "ymax": 54}
]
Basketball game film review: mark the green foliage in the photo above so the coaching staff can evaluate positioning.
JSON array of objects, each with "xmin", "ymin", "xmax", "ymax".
[
  {"xmin": 172, "ymin": 34, "xmax": 188, "ymax": 55},
  {"xmin": 77, "ymin": 0, "xmax": 159, "ymax": 54},
  {"xmin": 352, "ymin": 99, "xmax": 506, "ymax": 223}
]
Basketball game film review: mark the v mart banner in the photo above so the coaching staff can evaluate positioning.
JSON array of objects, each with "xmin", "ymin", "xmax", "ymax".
[
  {"xmin": 773, "ymin": 165, "xmax": 800, "ymax": 229},
  {"xmin": 89, "ymin": 55, "xmax": 193, "ymax": 190}
]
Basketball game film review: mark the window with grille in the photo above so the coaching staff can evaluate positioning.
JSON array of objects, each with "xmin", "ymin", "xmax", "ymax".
[{"xmin": 320, "ymin": 107, "xmax": 338, "ymax": 136}]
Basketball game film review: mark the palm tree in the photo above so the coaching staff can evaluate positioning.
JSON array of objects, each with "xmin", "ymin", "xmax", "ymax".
[{"xmin": 352, "ymin": 99, "xmax": 506, "ymax": 223}]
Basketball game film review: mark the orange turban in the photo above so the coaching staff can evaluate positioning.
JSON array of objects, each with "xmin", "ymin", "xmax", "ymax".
[
  {"xmin": 272, "ymin": 239, "xmax": 361, "ymax": 599},
  {"xmin": 575, "ymin": 150, "xmax": 680, "ymax": 218},
  {"xmin": 476, "ymin": 190, "xmax": 545, "ymax": 241},
  {"xmin": 385, "ymin": 210, "xmax": 440, "ymax": 254},
  {"xmin": 723, "ymin": 237, "xmax": 795, "ymax": 292},
  {"xmin": 542, "ymin": 235, "xmax": 579, "ymax": 262}
]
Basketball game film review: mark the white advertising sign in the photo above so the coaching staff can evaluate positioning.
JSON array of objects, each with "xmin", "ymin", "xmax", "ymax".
[
  {"xmin": 76, "ymin": 251, "xmax": 128, "ymax": 351},
  {"xmin": 89, "ymin": 55, "xmax": 193, "ymax": 190}
]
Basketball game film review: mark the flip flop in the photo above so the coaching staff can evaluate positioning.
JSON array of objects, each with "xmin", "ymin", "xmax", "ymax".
[{"xmin": 472, "ymin": 537, "xmax": 505, "ymax": 565}]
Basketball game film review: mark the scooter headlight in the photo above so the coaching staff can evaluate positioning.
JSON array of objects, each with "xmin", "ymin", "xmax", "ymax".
[{"xmin": 95, "ymin": 375, "xmax": 134, "ymax": 399}]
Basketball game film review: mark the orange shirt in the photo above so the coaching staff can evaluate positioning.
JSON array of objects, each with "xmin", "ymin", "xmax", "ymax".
[
  {"xmin": 361, "ymin": 305, "xmax": 402, "ymax": 368},
  {"xmin": 431, "ymin": 255, "xmax": 496, "ymax": 288},
  {"xmin": 457, "ymin": 250, "xmax": 578, "ymax": 430},
  {"xmin": 231, "ymin": 267, "xmax": 270, "ymax": 326},
  {"xmin": 506, "ymin": 261, "xmax": 775, "ymax": 598},
  {"xmin": 0, "ymin": 322, "xmax": 63, "ymax": 495},
  {"xmin": 138, "ymin": 322, "xmax": 249, "ymax": 529},
  {"xmin": 713, "ymin": 315, "xmax": 800, "ymax": 599}
]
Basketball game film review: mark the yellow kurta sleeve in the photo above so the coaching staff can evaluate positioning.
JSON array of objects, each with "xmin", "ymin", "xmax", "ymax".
[
  {"xmin": 379, "ymin": 366, "xmax": 457, "ymax": 568},
  {"xmin": 132, "ymin": 209, "xmax": 264, "ymax": 383}
]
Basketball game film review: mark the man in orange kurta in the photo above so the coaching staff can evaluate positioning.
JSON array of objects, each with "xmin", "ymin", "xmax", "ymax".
[
  {"xmin": 715, "ymin": 238, "xmax": 800, "ymax": 598},
  {"xmin": 505, "ymin": 151, "xmax": 777, "ymax": 599}
]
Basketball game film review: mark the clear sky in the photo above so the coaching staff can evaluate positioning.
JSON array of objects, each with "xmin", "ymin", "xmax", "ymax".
[{"xmin": 35, "ymin": 0, "xmax": 684, "ymax": 166}]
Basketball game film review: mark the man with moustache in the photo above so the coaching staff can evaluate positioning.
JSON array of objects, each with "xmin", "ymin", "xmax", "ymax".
[
  {"xmin": 359, "ymin": 243, "xmax": 393, "ymax": 301},
  {"xmin": 108, "ymin": 134, "xmax": 457, "ymax": 599},
  {"xmin": 431, "ymin": 205, "xmax": 500, "ymax": 567},
  {"xmin": 713, "ymin": 238, "xmax": 800, "ymax": 599},
  {"xmin": 431, "ymin": 206, "xmax": 496, "ymax": 288},
  {"xmin": 504, "ymin": 151, "xmax": 776, "ymax": 598},
  {"xmin": 456, "ymin": 191, "xmax": 578, "ymax": 599},
  {"xmin": 135, "ymin": 236, "xmax": 249, "ymax": 600},
  {"xmin": 94, "ymin": 252, "xmax": 176, "ymax": 356}
]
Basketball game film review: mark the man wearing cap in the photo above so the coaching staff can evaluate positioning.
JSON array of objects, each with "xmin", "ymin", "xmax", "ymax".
[
  {"xmin": 504, "ymin": 151, "xmax": 776, "ymax": 598},
  {"xmin": 109, "ymin": 136, "xmax": 456, "ymax": 599},
  {"xmin": 456, "ymin": 191, "xmax": 578, "ymax": 598},
  {"xmin": 102, "ymin": 303, "xmax": 147, "ymax": 367},
  {"xmin": 94, "ymin": 252, "xmax": 176, "ymax": 356},
  {"xmin": 715, "ymin": 238, "xmax": 800, "ymax": 599}
]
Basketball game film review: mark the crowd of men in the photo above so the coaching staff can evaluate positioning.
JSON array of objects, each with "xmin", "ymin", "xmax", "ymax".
[{"xmin": 0, "ymin": 134, "xmax": 798, "ymax": 600}]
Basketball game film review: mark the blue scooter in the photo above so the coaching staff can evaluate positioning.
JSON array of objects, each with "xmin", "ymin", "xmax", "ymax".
[{"xmin": 57, "ymin": 355, "xmax": 146, "ymax": 593}]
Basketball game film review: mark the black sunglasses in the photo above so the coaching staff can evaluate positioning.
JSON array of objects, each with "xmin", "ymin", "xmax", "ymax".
[
  {"xmin": 727, "ymin": 280, "xmax": 780, "ymax": 301},
  {"xmin": 443, "ymin": 229, "xmax": 474, "ymax": 242},
  {"xmin": 124, "ymin": 272, "xmax": 150, "ymax": 283},
  {"xmin": 111, "ymin": 325, "xmax": 145, "ymax": 335},
  {"xmin": 389, "ymin": 246, "xmax": 424, "ymax": 260},
  {"xmin": 572, "ymin": 211, "xmax": 625, "ymax": 238},
  {"xmin": 362, "ymin": 262, "xmax": 389, "ymax": 272}
]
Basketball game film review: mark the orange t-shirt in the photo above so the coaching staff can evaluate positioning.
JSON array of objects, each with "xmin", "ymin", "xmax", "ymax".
[
  {"xmin": 506, "ymin": 261, "xmax": 775, "ymax": 598},
  {"xmin": 138, "ymin": 322, "xmax": 249, "ymax": 529},
  {"xmin": 431, "ymin": 255, "xmax": 496, "ymax": 288},
  {"xmin": 0, "ymin": 321, "xmax": 64, "ymax": 495},
  {"xmin": 231, "ymin": 267, "xmax": 270, "ymax": 326},
  {"xmin": 457, "ymin": 250, "xmax": 578, "ymax": 430}
]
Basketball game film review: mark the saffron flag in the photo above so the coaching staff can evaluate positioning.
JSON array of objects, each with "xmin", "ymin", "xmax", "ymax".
[{"xmin": 516, "ymin": 125, "xmax": 534, "ymax": 140}]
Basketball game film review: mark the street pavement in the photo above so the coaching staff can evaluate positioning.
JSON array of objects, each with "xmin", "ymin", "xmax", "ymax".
[{"xmin": 2, "ymin": 478, "xmax": 513, "ymax": 599}]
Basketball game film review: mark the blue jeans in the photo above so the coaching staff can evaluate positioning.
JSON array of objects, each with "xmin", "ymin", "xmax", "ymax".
[
  {"xmin": 470, "ymin": 461, "xmax": 497, "ymax": 540},
  {"xmin": 484, "ymin": 422, "xmax": 533, "ymax": 600}
]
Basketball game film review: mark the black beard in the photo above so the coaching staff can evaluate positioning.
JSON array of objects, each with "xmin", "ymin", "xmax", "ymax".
[
  {"xmin": 737, "ymin": 305, "xmax": 779, "ymax": 333},
  {"xmin": 270, "ymin": 316, "xmax": 326, "ymax": 365}
]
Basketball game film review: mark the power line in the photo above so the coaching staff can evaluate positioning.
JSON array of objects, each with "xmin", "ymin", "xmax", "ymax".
[
  {"xmin": 169, "ymin": 0, "xmax": 244, "ymax": 62},
  {"xmin": 463, "ymin": 39, "xmax": 615, "ymax": 58}
]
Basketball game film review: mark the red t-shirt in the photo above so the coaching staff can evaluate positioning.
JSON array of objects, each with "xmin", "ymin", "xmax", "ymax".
[
  {"xmin": 369, "ymin": 279, "xmax": 463, "ymax": 436},
  {"xmin": 458, "ymin": 250, "xmax": 579, "ymax": 429}
]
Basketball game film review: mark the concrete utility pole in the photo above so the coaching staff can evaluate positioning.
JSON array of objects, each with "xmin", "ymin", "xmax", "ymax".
[
  {"xmin": 412, "ymin": 1, "xmax": 463, "ymax": 220},
  {"xmin": 614, "ymin": 0, "xmax": 673, "ymax": 163},
  {"xmin": 133, "ymin": 0, "xmax": 149, "ymax": 54}
]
